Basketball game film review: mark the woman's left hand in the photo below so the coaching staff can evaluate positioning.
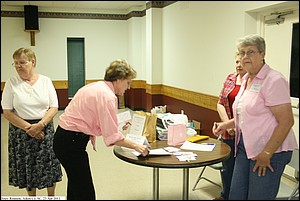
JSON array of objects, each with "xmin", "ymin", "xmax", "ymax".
[
  {"xmin": 252, "ymin": 152, "xmax": 274, "ymax": 176},
  {"xmin": 122, "ymin": 121, "xmax": 132, "ymax": 131},
  {"xmin": 25, "ymin": 123, "xmax": 45, "ymax": 140}
]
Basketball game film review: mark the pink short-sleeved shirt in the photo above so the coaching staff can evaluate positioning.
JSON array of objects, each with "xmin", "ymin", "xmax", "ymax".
[
  {"xmin": 58, "ymin": 81, "xmax": 124, "ymax": 150},
  {"xmin": 233, "ymin": 64, "xmax": 298, "ymax": 158}
]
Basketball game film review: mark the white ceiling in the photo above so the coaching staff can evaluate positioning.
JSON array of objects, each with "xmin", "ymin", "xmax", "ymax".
[{"xmin": 1, "ymin": 1, "xmax": 147, "ymax": 13}]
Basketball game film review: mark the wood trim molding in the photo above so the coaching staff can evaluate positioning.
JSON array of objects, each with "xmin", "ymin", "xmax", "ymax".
[
  {"xmin": 52, "ymin": 80, "xmax": 68, "ymax": 89},
  {"xmin": 146, "ymin": 84, "xmax": 162, "ymax": 95},
  {"xmin": 1, "ymin": 79, "xmax": 218, "ymax": 111},
  {"xmin": 1, "ymin": 2, "xmax": 177, "ymax": 20},
  {"xmin": 161, "ymin": 85, "xmax": 218, "ymax": 111},
  {"xmin": 1, "ymin": 82, "xmax": 5, "ymax": 91},
  {"xmin": 130, "ymin": 81, "xmax": 217, "ymax": 111},
  {"xmin": 86, "ymin": 79, "xmax": 101, "ymax": 85},
  {"xmin": 146, "ymin": 1, "xmax": 177, "ymax": 9},
  {"xmin": 1, "ymin": 10, "xmax": 145, "ymax": 20},
  {"xmin": 131, "ymin": 80, "xmax": 146, "ymax": 89}
]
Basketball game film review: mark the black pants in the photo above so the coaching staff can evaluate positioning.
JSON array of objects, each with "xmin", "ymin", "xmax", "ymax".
[{"xmin": 53, "ymin": 126, "xmax": 95, "ymax": 200}]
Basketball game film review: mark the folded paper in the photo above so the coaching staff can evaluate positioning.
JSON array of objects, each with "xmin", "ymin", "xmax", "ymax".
[{"xmin": 186, "ymin": 135, "xmax": 209, "ymax": 143}]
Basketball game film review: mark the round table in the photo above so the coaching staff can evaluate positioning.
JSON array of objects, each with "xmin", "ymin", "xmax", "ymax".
[{"xmin": 113, "ymin": 138, "xmax": 231, "ymax": 200}]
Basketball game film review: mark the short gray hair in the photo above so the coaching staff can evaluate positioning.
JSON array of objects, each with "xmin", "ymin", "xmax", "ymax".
[
  {"xmin": 236, "ymin": 34, "xmax": 266, "ymax": 53},
  {"xmin": 13, "ymin": 47, "xmax": 36, "ymax": 61}
]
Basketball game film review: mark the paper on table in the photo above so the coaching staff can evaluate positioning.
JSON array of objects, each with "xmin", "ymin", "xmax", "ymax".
[
  {"xmin": 174, "ymin": 151, "xmax": 197, "ymax": 161},
  {"xmin": 180, "ymin": 141, "xmax": 215, "ymax": 151},
  {"xmin": 125, "ymin": 134, "xmax": 150, "ymax": 147},
  {"xmin": 149, "ymin": 148, "xmax": 172, "ymax": 155},
  {"xmin": 132, "ymin": 148, "xmax": 172, "ymax": 156},
  {"xmin": 176, "ymin": 155, "xmax": 196, "ymax": 162},
  {"xmin": 122, "ymin": 134, "xmax": 150, "ymax": 152}
]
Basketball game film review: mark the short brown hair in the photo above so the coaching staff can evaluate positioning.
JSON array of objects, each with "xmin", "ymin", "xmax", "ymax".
[{"xmin": 104, "ymin": 59, "xmax": 137, "ymax": 81}]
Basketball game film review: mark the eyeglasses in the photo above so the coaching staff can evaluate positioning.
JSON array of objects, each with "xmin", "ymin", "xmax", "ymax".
[
  {"xmin": 12, "ymin": 60, "xmax": 30, "ymax": 67},
  {"xmin": 239, "ymin": 50, "xmax": 259, "ymax": 58}
]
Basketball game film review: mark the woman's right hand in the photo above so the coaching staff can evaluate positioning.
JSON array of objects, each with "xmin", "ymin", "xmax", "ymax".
[
  {"xmin": 134, "ymin": 144, "xmax": 149, "ymax": 157},
  {"xmin": 26, "ymin": 130, "xmax": 45, "ymax": 140},
  {"xmin": 212, "ymin": 122, "xmax": 226, "ymax": 136},
  {"xmin": 122, "ymin": 121, "xmax": 132, "ymax": 131}
]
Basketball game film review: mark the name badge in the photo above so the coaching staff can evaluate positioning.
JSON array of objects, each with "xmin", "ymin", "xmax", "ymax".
[{"xmin": 250, "ymin": 84, "xmax": 261, "ymax": 92}]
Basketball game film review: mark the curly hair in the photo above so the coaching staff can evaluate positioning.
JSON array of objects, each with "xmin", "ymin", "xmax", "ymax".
[{"xmin": 104, "ymin": 59, "xmax": 137, "ymax": 81}]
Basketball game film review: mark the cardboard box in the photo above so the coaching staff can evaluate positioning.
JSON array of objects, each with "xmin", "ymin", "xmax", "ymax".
[{"xmin": 192, "ymin": 120, "xmax": 201, "ymax": 134}]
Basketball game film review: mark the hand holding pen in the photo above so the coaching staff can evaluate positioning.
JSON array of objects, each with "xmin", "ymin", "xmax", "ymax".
[
  {"xmin": 212, "ymin": 122, "xmax": 225, "ymax": 137},
  {"xmin": 122, "ymin": 121, "xmax": 132, "ymax": 131}
]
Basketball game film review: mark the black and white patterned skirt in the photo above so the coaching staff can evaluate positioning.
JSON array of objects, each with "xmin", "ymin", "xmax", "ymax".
[{"xmin": 8, "ymin": 120, "xmax": 63, "ymax": 191}]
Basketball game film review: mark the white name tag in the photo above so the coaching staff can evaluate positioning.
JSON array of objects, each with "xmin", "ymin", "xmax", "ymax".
[{"xmin": 250, "ymin": 84, "xmax": 261, "ymax": 92}]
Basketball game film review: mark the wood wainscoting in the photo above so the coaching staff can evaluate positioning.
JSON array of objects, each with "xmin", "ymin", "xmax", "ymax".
[{"xmin": 1, "ymin": 80, "xmax": 220, "ymax": 137}]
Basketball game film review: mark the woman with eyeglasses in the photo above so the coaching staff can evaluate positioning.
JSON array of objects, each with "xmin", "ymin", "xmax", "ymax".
[
  {"xmin": 212, "ymin": 34, "xmax": 297, "ymax": 200},
  {"xmin": 1, "ymin": 48, "xmax": 62, "ymax": 196},
  {"xmin": 53, "ymin": 59, "xmax": 149, "ymax": 200}
]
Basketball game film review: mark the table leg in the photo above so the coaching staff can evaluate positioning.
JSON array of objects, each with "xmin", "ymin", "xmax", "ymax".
[
  {"xmin": 153, "ymin": 167, "xmax": 159, "ymax": 200},
  {"xmin": 183, "ymin": 168, "xmax": 189, "ymax": 200}
]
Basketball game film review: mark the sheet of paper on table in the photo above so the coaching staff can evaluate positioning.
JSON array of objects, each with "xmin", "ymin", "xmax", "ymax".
[
  {"xmin": 180, "ymin": 141, "xmax": 215, "ymax": 151},
  {"xmin": 132, "ymin": 148, "xmax": 172, "ymax": 156}
]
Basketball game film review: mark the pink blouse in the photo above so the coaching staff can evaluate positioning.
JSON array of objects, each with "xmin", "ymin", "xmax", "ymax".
[
  {"xmin": 233, "ymin": 64, "xmax": 298, "ymax": 158},
  {"xmin": 59, "ymin": 81, "xmax": 124, "ymax": 151}
]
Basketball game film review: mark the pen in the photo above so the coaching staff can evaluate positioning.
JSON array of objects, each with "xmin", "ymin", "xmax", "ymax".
[
  {"xmin": 146, "ymin": 147, "xmax": 151, "ymax": 156},
  {"xmin": 202, "ymin": 143, "xmax": 215, "ymax": 145}
]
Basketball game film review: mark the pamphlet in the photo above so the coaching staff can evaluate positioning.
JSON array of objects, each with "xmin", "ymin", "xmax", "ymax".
[
  {"xmin": 125, "ymin": 134, "xmax": 150, "ymax": 147},
  {"xmin": 117, "ymin": 110, "xmax": 132, "ymax": 124},
  {"xmin": 129, "ymin": 113, "xmax": 146, "ymax": 135}
]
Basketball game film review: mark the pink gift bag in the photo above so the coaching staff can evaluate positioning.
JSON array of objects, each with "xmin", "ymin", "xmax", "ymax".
[{"xmin": 167, "ymin": 124, "xmax": 187, "ymax": 146}]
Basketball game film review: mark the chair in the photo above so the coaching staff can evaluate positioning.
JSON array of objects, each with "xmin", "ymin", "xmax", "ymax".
[
  {"xmin": 192, "ymin": 134, "xmax": 223, "ymax": 191},
  {"xmin": 286, "ymin": 148, "xmax": 299, "ymax": 200},
  {"xmin": 192, "ymin": 162, "xmax": 223, "ymax": 191},
  {"xmin": 276, "ymin": 148, "xmax": 299, "ymax": 200}
]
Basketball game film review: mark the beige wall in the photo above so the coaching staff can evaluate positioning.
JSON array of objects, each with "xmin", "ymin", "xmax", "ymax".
[
  {"xmin": 1, "ymin": 0, "xmax": 299, "ymax": 177},
  {"xmin": 2, "ymin": 1, "xmax": 296, "ymax": 95}
]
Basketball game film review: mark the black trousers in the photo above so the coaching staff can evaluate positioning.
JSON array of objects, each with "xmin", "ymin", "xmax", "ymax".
[{"xmin": 53, "ymin": 126, "xmax": 95, "ymax": 200}]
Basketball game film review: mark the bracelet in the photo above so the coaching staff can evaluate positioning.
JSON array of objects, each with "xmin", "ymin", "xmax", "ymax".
[
  {"xmin": 41, "ymin": 119, "xmax": 47, "ymax": 127},
  {"xmin": 264, "ymin": 150, "xmax": 271, "ymax": 155}
]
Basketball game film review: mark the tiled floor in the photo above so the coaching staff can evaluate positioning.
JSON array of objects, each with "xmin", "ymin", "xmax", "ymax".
[{"xmin": 1, "ymin": 109, "xmax": 298, "ymax": 200}]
